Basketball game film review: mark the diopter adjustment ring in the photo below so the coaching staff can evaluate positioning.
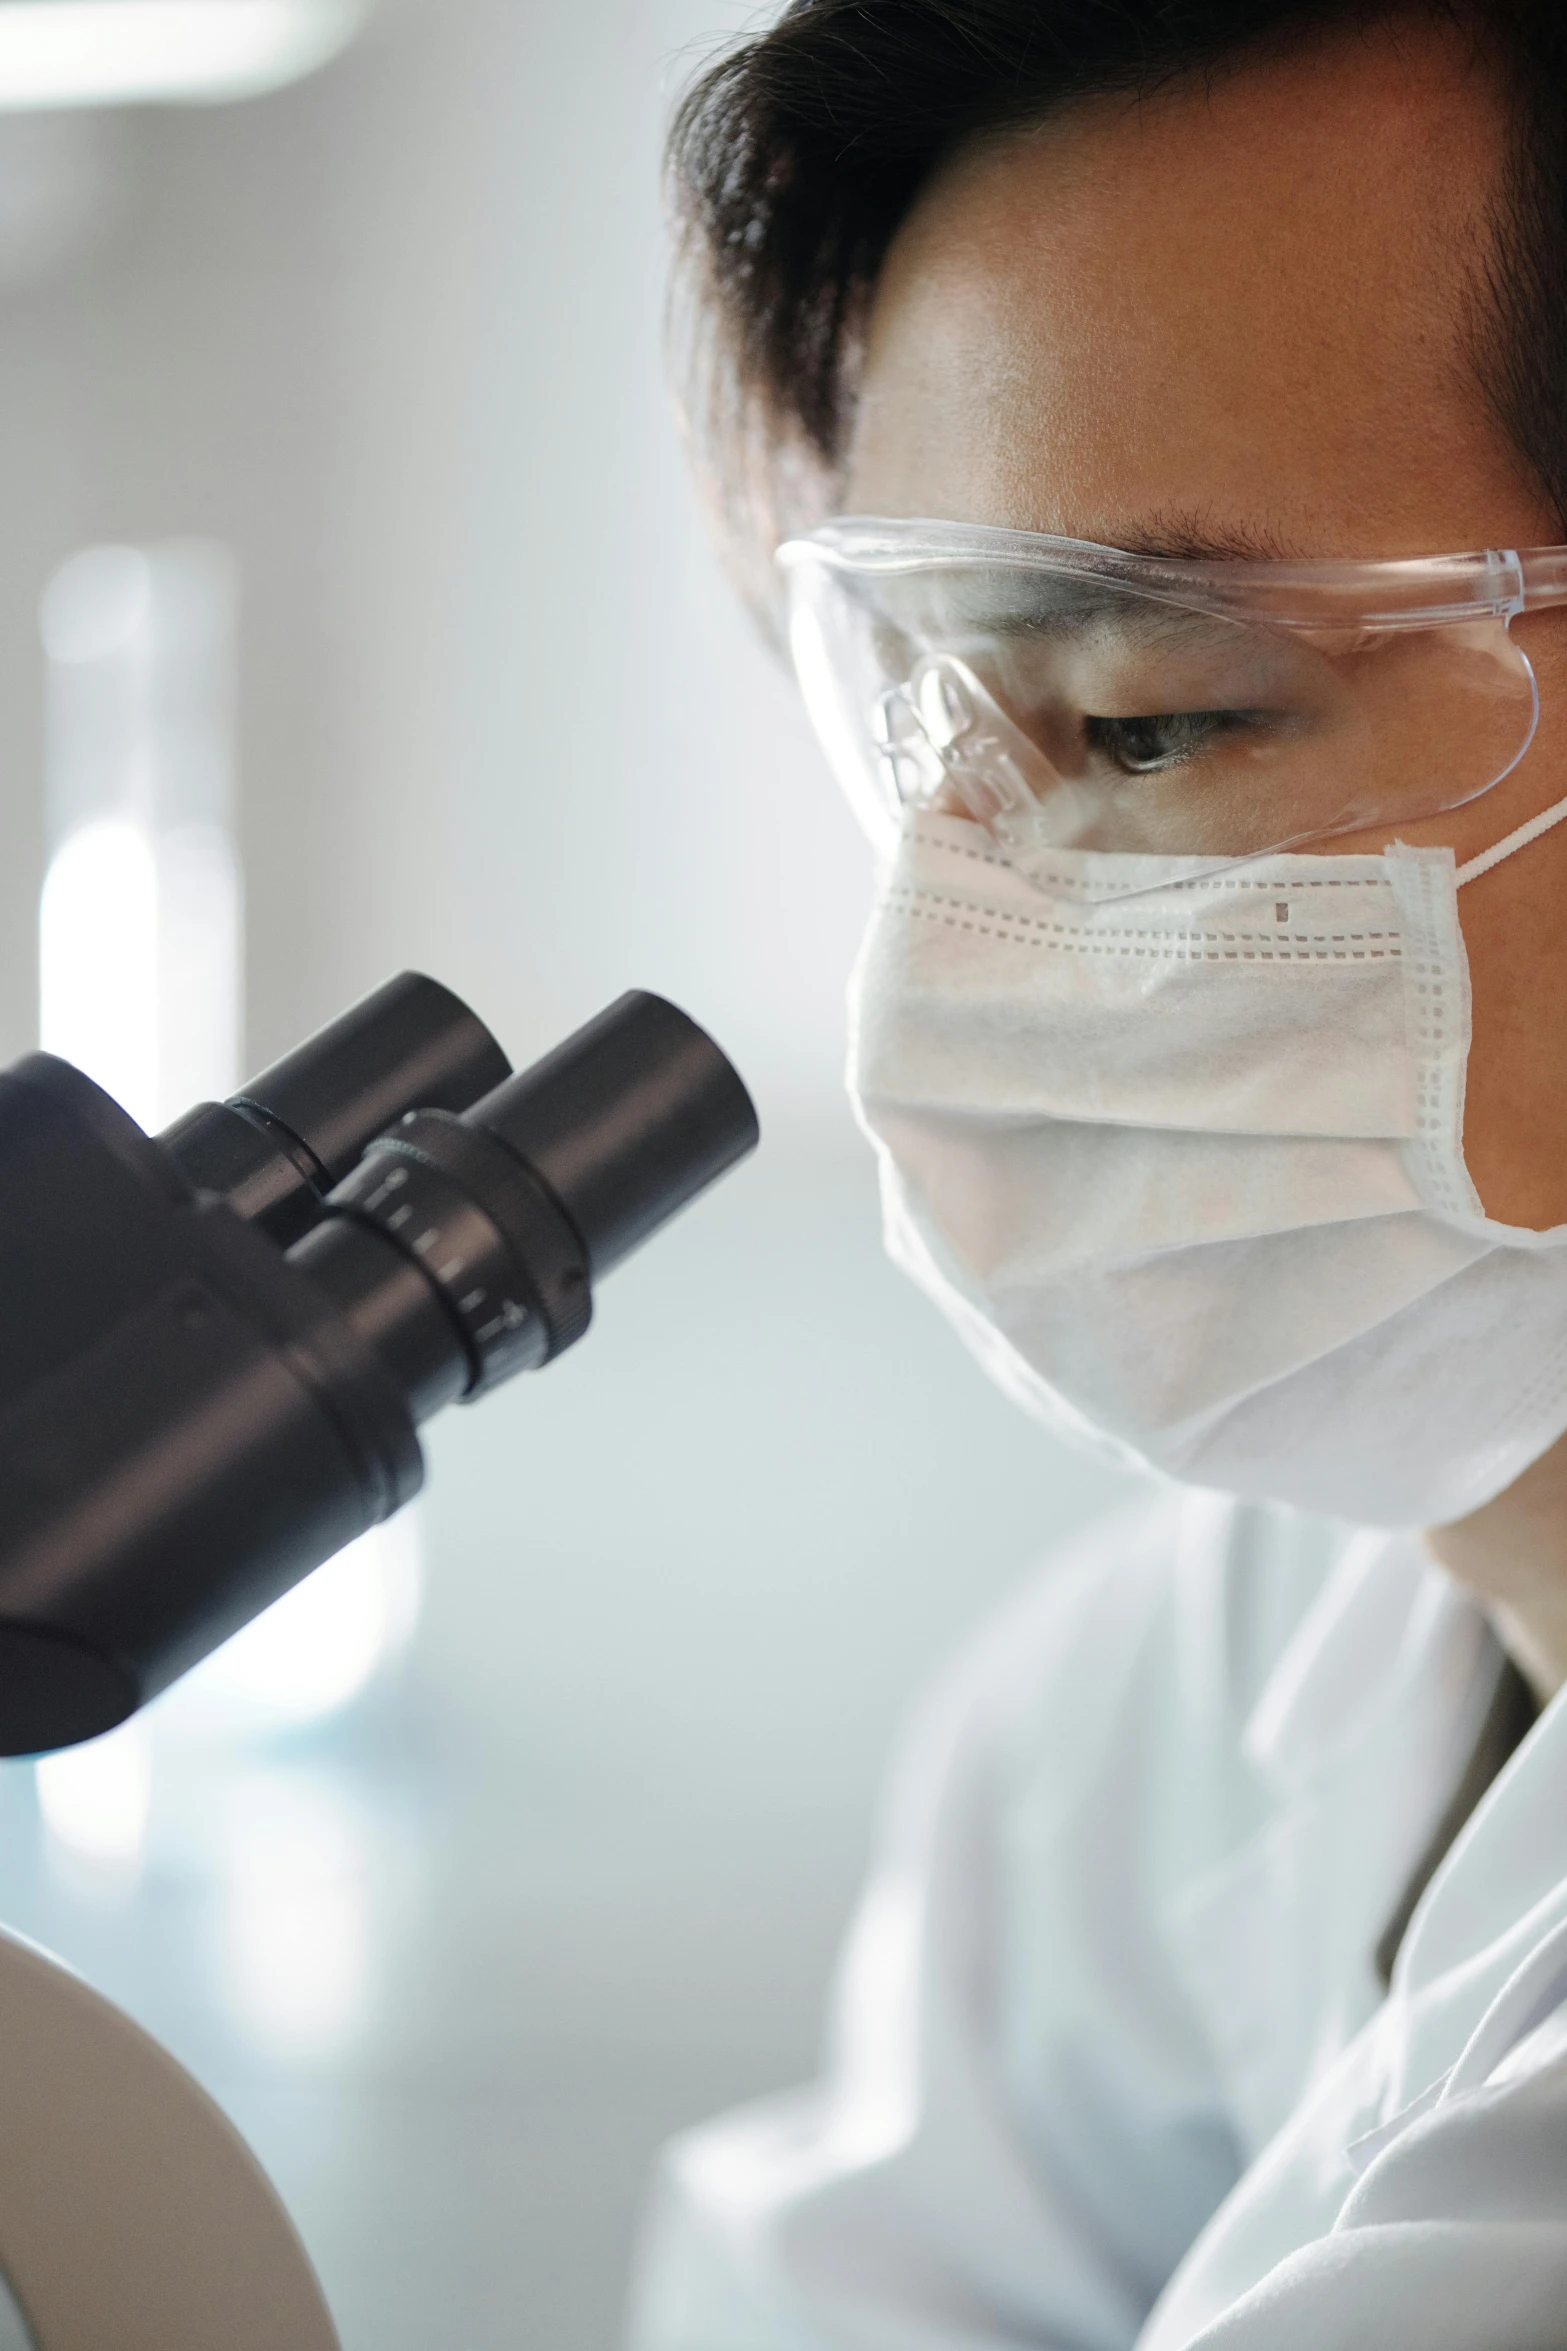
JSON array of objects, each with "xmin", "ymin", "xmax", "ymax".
[
  {"xmin": 325, "ymin": 1149, "xmax": 541, "ymax": 1395},
  {"xmin": 338, "ymin": 1110, "xmax": 592, "ymax": 1394}
]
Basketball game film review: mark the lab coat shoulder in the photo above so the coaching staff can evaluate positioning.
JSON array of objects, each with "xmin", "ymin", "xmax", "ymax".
[
  {"xmin": 628, "ymin": 1489, "xmax": 1348, "ymax": 2351},
  {"xmin": 1148, "ymin": 1978, "xmax": 1567, "ymax": 2351},
  {"xmin": 1142, "ymin": 1665, "xmax": 1567, "ymax": 2350}
]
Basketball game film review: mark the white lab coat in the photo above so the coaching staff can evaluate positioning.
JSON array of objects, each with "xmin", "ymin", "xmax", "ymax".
[{"xmin": 627, "ymin": 1490, "xmax": 1567, "ymax": 2349}]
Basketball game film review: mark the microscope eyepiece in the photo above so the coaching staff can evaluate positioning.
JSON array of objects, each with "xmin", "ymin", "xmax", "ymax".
[
  {"xmin": 469, "ymin": 990, "xmax": 762, "ymax": 1279},
  {"xmin": 157, "ymin": 973, "xmax": 511, "ymax": 1243},
  {"xmin": 291, "ymin": 991, "xmax": 760, "ymax": 1414},
  {"xmin": 0, "ymin": 979, "xmax": 758, "ymax": 1753}
]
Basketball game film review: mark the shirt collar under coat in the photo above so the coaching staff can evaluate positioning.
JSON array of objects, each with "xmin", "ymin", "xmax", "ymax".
[{"xmin": 1163, "ymin": 1504, "xmax": 1566, "ymax": 2155}]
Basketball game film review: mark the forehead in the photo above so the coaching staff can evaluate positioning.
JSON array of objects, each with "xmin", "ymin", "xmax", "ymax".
[{"xmin": 846, "ymin": 21, "xmax": 1536, "ymax": 559}]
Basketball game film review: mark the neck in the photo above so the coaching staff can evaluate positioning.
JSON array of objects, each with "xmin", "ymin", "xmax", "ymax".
[{"xmin": 1426, "ymin": 1428, "xmax": 1567, "ymax": 1703}]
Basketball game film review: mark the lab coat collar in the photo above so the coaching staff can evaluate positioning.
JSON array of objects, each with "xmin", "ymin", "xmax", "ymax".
[
  {"xmin": 1383, "ymin": 1668, "xmax": 1567, "ymax": 2111},
  {"xmin": 1240, "ymin": 1528, "xmax": 1494, "ymax": 1794},
  {"xmin": 1165, "ymin": 1513, "xmax": 1501, "ymax": 2154},
  {"xmin": 1242, "ymin": 1520, "xmax": 1567, "ymax": 2115}
]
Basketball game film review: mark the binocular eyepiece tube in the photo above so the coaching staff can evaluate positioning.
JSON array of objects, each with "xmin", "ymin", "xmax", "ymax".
[
  {"xmin": 294, "ymin": 987, "xmax": 759, "ymax": 1416},
  {"xmin": 158, "ymin": 971, "xmax": 516, "ymax": 1246},
  {"xmin": 0, "ymin": 980, "xmax": 758, "ymax": 1757}
]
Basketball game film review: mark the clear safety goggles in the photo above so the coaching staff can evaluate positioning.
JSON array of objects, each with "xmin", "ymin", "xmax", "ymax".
[{"xmin": 778, "ymin": 517, "xmax": 1567, "ymax": 897}]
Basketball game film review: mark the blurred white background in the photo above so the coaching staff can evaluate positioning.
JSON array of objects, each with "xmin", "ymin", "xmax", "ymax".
[{"xmin": 0, "ymin": 3, "xmax": 1134, "ymax": 2343}]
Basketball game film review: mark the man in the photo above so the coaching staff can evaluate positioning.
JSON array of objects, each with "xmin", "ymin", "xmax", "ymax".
[{"xmin": 631, "ymin": 7, "xmax": 1567, "ymax": 2343}]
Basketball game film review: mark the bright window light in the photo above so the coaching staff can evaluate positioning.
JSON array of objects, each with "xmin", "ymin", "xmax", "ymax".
[
  {"xmin": 36, "ymin": 1715, "xmax": 152, "ymax": 1877},
  {"xmin": 39, "ymin": 540, "xmax": 240, "ymax": 1131},
  {"xmin": 156, "ymin": 816, "xmax": 243, "ymax": 1118},
  {"xmin": 38, "ymin": 812, "xmax": 159, "ymax": 1126},
  {"xmin": 0, "ymin": 2, "xmax": 369, "ymax": 110}
]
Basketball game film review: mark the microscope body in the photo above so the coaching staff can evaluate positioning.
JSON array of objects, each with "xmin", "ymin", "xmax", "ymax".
[
  {"xmin": 0, "ymin": 979, "xmax": 756, "ymax": 1755},
  {"xmin": 0, "ymin": 1053, "xmax": 418, "ymax": 1751}
]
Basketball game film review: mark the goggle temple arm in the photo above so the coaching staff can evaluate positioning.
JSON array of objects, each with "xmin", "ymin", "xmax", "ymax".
[{"xmin": 1518, "ymin": 548, "xmax": 1567, "ymax": 611}]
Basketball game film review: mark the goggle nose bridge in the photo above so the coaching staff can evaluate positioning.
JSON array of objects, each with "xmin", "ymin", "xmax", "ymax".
[
  {"xmin": 872, "ymin": 676, "xmax": 946, "ymax": 808},
  {"xmin": 873, "ymin": 655, "xmax": 1053, "ymax": 832}
]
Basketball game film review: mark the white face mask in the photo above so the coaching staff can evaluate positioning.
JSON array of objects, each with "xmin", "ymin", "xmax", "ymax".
[{"xmin": 847, "ymin": 803, "xmax": 1567, "ymax": 1528}]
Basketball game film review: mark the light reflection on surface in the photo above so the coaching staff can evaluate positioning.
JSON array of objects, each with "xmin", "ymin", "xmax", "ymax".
[
  {"xmin": 35, "ymin": 1714, "xmax": 153, "ymax": 1882},
  {"xmin": 218, "ymin": 1770, "xmax": 372, "ymax": 2058}
]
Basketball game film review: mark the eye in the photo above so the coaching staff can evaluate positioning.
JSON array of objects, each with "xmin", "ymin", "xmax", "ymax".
[{"xmin": 1084, "ymin": 709, "xmax": 1260, "ymax": 775}]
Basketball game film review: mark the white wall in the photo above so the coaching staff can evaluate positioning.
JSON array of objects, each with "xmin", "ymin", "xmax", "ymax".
[{"xmin": 0, "ymin": 0, "xmax": 870, "ymax": 1113}]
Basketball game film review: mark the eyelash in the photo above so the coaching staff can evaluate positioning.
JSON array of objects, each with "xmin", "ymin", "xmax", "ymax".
[{"xmin": 1084, "ymin": 709, "xmax": 1261, "ymax": 774}]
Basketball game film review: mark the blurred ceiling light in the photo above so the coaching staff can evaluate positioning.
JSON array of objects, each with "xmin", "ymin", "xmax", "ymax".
[{"xmin": 0, "ymin": 0, "xmax": 369, "ymax": 111}]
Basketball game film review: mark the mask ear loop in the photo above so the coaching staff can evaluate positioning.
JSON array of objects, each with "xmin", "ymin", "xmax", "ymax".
[{"xmin": 1456, "ymin": 791, "xmax": 1567, "ymax": 886}]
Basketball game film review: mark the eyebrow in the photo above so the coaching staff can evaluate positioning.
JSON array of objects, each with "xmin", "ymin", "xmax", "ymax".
[{"xmin": 1096, "ymin": 508, "xmax": 1306, "ymax": 564}]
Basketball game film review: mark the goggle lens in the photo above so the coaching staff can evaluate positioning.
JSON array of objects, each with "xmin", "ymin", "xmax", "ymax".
[{"xmin": 784, "ymin": 548, "xmax": 1538, "ymax": 889}]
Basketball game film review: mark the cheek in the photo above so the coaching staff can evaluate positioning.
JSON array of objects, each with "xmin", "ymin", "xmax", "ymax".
[
  {"xmin": 1455, "ymin": 612, "xmax": 1567, "ymax": 1226},
  {"xmin": 1460, "ymin": 818, "xmax": 1567, "ymax": 1228}
]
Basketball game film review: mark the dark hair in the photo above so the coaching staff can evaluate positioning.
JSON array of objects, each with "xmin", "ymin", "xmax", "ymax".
[{"xmin": 666, "ymin": 0, "xmax": 1567, "ymax": 600}]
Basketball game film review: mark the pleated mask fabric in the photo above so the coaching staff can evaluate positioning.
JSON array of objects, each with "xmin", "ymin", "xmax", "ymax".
[{"xmin": 848, "ymin": 810, "xmax": 1567, "ymax": 1526}]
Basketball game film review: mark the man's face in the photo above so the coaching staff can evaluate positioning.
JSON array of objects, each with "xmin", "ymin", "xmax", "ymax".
[{"xmin": 845, "ymin": 16, "xmax": 1567, "ymax": 1228}]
